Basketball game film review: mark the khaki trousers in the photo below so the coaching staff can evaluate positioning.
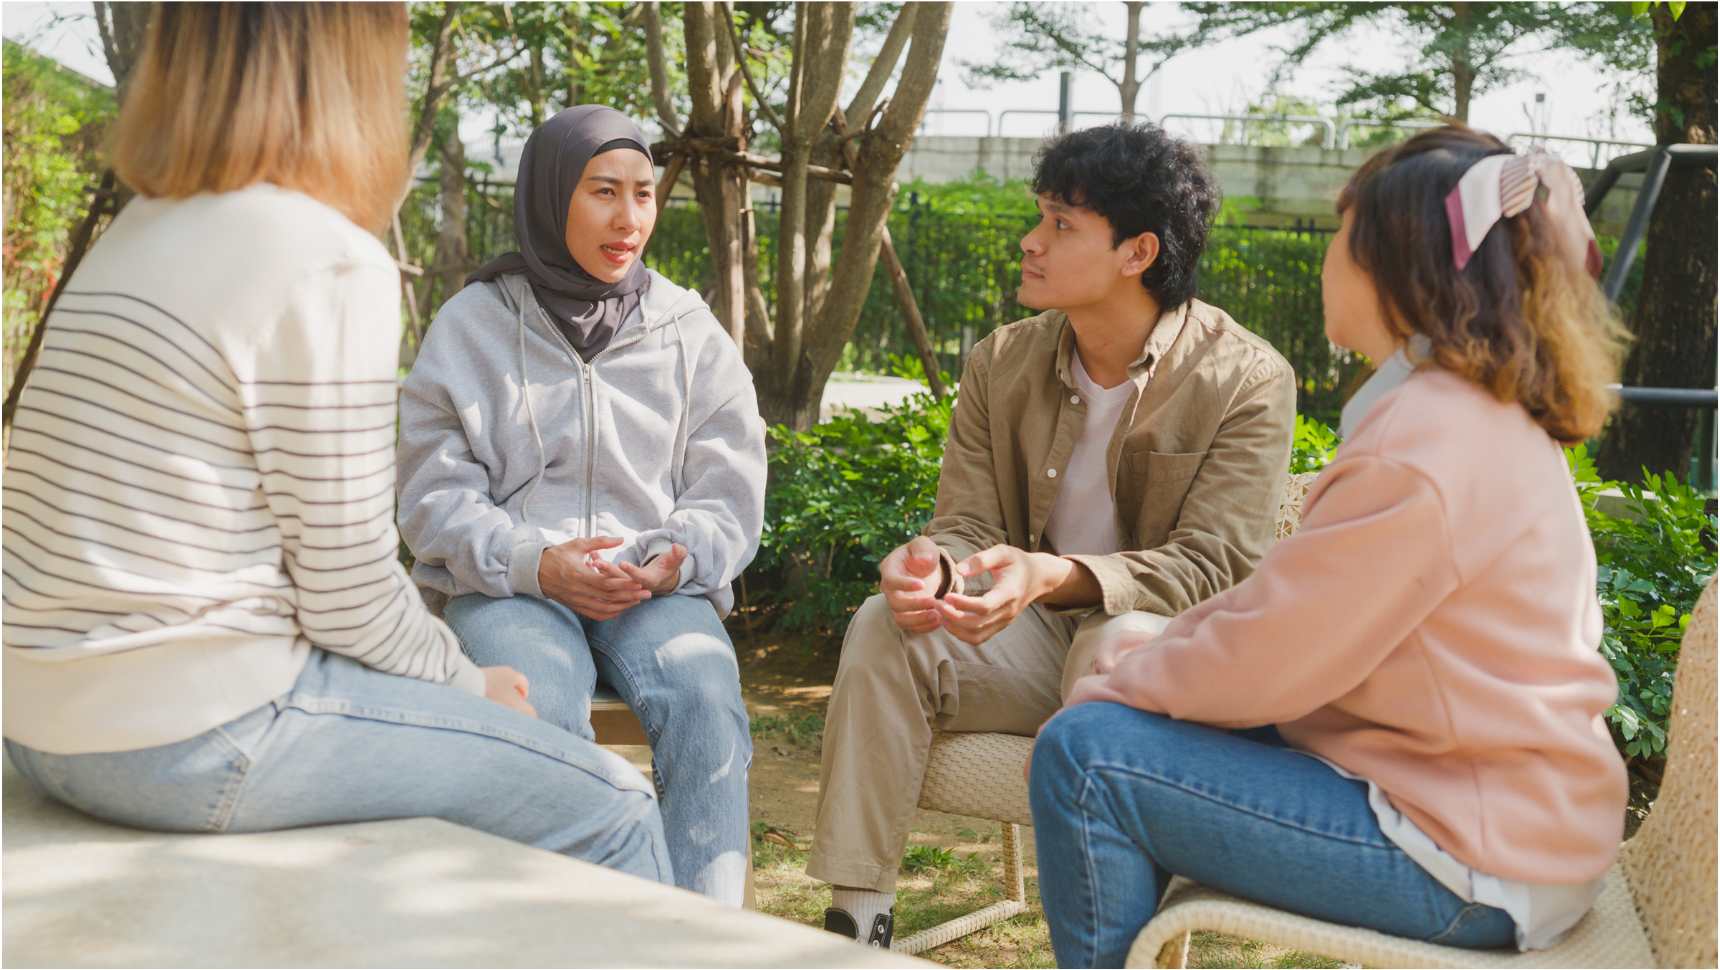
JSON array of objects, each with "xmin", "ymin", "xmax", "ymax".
[{"xmin": 806, "ymin": 593, "xmax": 1169, "ymax": 892}]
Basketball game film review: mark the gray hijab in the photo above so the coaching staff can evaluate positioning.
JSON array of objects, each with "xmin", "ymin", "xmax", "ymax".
[{"xmin": 468, "ymin": 105, "xmax": 654, "ymax": 361}]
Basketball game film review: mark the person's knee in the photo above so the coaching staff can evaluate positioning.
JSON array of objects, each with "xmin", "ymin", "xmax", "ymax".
[
  {"xmin": 1032, "ymin": 703, "xmax": 1142, "ymax": 787},
  {"xmin": 835, "ymin": 593, "xmax": 918, "ymax": 684}
]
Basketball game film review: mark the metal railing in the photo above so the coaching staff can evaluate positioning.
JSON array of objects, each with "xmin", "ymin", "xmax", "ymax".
[
  {"xmin": 1335, "ymin": 119, "xmax": 1444, "ymax": 149},
  {"xmin": 1159, "ymin": 113, "xmax": 1337, "ymax": 150},
  {"xmin": 1507, "ymin": 133, "xmax": 1655, "ymax": 170},
  {"xmin": 917, "ymin": 109, "xmax": 995, "ymax": 138},
  {"xmin": 995, "ymin": 108, "xmax": 1064, "ymax": 136}
]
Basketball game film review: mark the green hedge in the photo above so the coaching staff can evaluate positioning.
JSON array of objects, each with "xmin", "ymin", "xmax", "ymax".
[
  {"xmin": 428, "ymin": 173, "xmax": 1645, "ymax": 429},
  {"xmin": 747, "ymin": 392, "xmax": 1715, "ymax": 769}
]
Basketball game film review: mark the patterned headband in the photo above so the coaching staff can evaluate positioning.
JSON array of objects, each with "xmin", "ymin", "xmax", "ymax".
[{"xmin": 1444, "ymin": 149, "xmax": 1604, "ymax": 279}]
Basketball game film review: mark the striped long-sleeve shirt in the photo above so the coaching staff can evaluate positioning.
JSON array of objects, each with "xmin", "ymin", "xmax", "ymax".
[{"xmin": 3, "ymin": 184, "xmax": 484, "ymax": 754}]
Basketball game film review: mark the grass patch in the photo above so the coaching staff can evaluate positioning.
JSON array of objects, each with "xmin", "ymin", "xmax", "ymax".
[
  {"xmin": 1188, "ymin": 931, "xmax": 1345, "ymax": 968},
  {"xmin": 750, "ymin": 711, "xmax": 825, "ymax": 748}
]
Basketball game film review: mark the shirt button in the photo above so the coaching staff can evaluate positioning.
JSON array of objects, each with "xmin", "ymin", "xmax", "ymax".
[
  {"xmin": 1071, "ymin": 394, "xmax": 1080, "ymax": 404},
  {"xmin": 1047, "ymin": 468, "xmax": 1058, "ymax": 478}
]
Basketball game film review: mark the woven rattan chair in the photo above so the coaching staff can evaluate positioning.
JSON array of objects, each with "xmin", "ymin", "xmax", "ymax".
[
  {"xmin": 897, "ymin": 472, "xmax": 1320, "ymax": 955},
  {"xmin": 1128, "ymin": 576, "xmax": 1718, "ymax": 969}
]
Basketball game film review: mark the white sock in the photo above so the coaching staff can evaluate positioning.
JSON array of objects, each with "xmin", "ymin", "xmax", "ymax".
[{"xmin": 832, "ymin": 886, "xmax": 893, "ymax": 937}]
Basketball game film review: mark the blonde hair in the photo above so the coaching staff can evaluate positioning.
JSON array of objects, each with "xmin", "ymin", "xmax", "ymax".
[
  {"xmin": 108, "ymin": 2, "xmax": 410, "ymax": 233},
  {"xmin": 1338, "ymin": 125, "xmax": 1630, "ymax": 444}
]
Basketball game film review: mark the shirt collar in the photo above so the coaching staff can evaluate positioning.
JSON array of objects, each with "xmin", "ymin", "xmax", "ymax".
[
  {"xmin": 1339, "ymin": 334, "xmax": 1433, "ymax": 439},
  {"xmin": 1055, "ymin": 301, "xmax": 1191, "ymax": 389}
]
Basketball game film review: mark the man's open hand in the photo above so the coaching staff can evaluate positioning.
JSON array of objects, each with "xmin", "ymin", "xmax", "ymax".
[{"xmin": 937, "ymin": 544, "xmax": 1050, "ymax": 646}]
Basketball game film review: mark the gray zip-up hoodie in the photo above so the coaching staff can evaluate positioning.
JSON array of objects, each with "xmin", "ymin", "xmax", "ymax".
[{"xmin": 397, "ymin": 269, "xmax": 766, "ymax": 616}]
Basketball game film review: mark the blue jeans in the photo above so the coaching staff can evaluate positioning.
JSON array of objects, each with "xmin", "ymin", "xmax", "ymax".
[
  {"xmin": 4, "ymin": 649, "xmax": 672, "ymax": 883},
  {"xmin": 443, "ymin": 592, "xmax": 752, "ymax": 905},
  {"xmin": 1029, "ymin": 703, "xmax": 1516, "ymax": 968}
]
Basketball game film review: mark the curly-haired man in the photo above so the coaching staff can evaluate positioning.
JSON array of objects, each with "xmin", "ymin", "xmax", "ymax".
[{"xmin": 811, "ymin": 122, "xmax": 1298, "ymax": 946}]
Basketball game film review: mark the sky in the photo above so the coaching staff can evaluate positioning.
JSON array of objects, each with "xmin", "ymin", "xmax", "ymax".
[{"xmin": 2, "ymin": 0, "xmax": 1656, "ymax": 167}]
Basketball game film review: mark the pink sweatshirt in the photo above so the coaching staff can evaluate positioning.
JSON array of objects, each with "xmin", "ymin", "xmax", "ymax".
[{"xmin": 1066, "ymin": 367, "xmax": 1628, "ymax": 884}]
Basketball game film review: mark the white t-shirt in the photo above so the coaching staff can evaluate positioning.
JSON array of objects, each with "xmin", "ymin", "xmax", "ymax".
[{"xmin": 1043, "ymin": 352, "xmax": 1136, "ymax": 556}]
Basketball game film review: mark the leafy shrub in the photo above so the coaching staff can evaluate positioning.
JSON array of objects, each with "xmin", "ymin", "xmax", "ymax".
[
  {"xmin": 749, "ymin": 388, "xmax": 952, "ymax": 634},
  {"xmin": 1568, "ymin": 445, "xmax": 1717, "ymax": 761},
  {"xmin": 2, "ymin": 41, "xmax": 116, "ymax": 387},
  {"xmin": 748, "ymin": 403, "xmax": 1714, "ymax": 770},
  {"xmin": 1290, "ymin": 413, "xmax": 1340, "ymax": 473}
]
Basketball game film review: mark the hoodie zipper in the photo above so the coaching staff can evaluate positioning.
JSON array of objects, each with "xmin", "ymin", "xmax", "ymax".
[{"xmin": 523, "ymin": 287, "xmax": 699, "ymax": 544}]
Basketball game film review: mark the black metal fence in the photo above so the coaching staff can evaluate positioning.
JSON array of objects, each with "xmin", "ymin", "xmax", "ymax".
[{"xmin": 403, "ymin": 180, "xmax": 1646, "ymax": 431}]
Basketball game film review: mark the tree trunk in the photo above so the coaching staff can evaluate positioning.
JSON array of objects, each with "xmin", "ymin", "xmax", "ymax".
[
  {"xmin": 678, "ymin": 2, "xmax": 952, "ymax": 430},
  {"xmin": 407, "ymin": 3, "xmax": 462, "ymax": 186},
  {"xmin": 93, "ymin": 2, "xmax": 150, "ymax": 102},
  {"xmin": 434, "ymin": 127, "xmax": 471, "ymax": 311},
  {"xmin": 768, "ymin": 3, "xmax": 855, "ymax": 386},
  {"xmin": 681, "ymin": 2, "xmax": 748, "ymax": 349},
  {"xmin": 772, "ymin": 3, "xmax": 952, "ymax": 430},
  {"xmin": 1119, "ymin": 1, "xmax": 1144, "ymax": 123},
  {"xmin": 1449, "ymin": 4, "xmax": 1474, "ymax": 123},
  {"xmin": 528, "ymin": 44, "xmax": 547, "ymax": 127},
  {"xmin": 1597, "ymin": 3, "xmax": 1717, "ymax": 482}
]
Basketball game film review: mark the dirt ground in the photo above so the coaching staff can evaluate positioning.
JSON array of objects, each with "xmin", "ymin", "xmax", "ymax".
[{"xmin": 614, "ymin": 627, "xmax": 1339, "ymax": 969}]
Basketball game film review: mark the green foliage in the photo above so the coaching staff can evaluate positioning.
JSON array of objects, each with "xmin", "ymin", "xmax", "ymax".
[
  {"xmin": 750, "ymin": 711, "xmax": 826, "ymax": 748},
  {"xmin": 1567, "ymin": 444, "xmax": 1717, "ymax": 762},
  {"xmin": 751, "ymin": 390, "xmax": 952, "ymax": 634},
  {"xmin": 1290, "ymin": 414, "xmax": 1340, "ymax": 474},
  {"xmin": 1, "ymin": 40, "xmax": 115, "ymax": 389},
  {"xmin": 1183, "ymin": 2, "xmax": 1653, "ymax": 121},
  {"xmin": 900, "ymin": 844, "xmax": 974, "ymax": 874},
  {"xmin": 960, "ymin": 1, "xmax": 1198, "ymax": 114}
]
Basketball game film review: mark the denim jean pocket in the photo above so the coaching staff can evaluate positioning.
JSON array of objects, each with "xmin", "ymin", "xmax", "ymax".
[{"xmin": 7, "ymin": 713, "xmax": 267, "ymax": 834}]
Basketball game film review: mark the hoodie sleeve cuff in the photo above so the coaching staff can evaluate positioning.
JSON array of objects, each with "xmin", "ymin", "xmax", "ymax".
[
  {"xmin": 508, "ymin": 537, "xmax": 550, "ymax": 599},
  {"xmin": 642, "ymin": 536, "xmax": 695, "ymax": 592}
]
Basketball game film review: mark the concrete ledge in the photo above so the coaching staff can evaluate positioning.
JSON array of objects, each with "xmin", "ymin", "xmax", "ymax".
[{"xmin": 3, "ymin": 761, "xmax": 926, "ymax": 968}]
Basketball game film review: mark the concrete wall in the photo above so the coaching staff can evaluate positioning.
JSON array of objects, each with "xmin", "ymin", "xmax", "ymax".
[{"xmin": 898, "ymin": 136, "xmax": 1645, "ymax": 233}]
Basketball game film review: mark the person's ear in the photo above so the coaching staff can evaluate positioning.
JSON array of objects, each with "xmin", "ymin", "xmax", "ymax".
[{"xmin": 1120, "ymin": 231, "xmax": 1161, "ymax": 278}]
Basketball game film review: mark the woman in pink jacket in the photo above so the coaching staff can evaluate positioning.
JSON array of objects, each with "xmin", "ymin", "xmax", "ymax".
[{"xmin": 1029, "ymin": 125, "xmax": 1631, "ymax": 967}]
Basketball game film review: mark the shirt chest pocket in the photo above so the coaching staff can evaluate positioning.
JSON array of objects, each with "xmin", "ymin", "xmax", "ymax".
[{"xmin": 1119, "ymin": 449, "xmax": 1206, "ymax": 547}]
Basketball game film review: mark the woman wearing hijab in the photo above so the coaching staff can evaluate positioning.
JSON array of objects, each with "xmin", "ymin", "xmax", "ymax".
[{"xmin": 396, "ymin": 105, "xmax": 767, "ymax": 905}]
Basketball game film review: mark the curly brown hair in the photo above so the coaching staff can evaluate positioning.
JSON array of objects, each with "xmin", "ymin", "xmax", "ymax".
[{"xmin": 1337, "ymin": 125, "xmax": 1629, "ymax": 444}]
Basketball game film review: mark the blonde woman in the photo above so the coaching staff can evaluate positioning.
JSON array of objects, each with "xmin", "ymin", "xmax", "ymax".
[{"xmin": 1, "ymin": 2, "xmax": 669, "ymax": 883}]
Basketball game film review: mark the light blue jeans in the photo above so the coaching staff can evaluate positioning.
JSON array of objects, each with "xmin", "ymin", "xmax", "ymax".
[
  {"xmin": 3, "ymin": 649, "xmax": 672, "ymax": 883},
  {"xmin": 1030, "ymin": 702, "xmax": 1516, "ymax": 968},
  {"xmin": 443, "ymin": 592, "xmax": 752, "ymax": 905}
]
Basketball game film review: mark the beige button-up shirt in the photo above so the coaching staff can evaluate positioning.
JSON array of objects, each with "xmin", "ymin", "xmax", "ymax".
[{"xmin": 927, "ymin": 299, "xmax": 1297, "ymax": 617}]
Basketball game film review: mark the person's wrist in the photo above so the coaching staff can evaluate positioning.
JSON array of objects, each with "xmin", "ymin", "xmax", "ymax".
[{"xmin": 1025, "ymin": 552, "xmax": 1065, "ymax": 603}]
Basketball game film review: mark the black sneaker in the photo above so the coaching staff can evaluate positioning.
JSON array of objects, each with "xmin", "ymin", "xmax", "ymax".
[{"xmin": 823, "ymin": 907, "xmax": 894, "ymax": 948}]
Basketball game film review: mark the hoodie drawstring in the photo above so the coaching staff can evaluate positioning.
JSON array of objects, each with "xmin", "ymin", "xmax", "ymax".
[
  {"xmin": 517, "ymin": 297, "xmax": 549, "ymax": 524},
  {"xmin": 670, "ymin": 312, "xmax": 694, "ymax": 497}
]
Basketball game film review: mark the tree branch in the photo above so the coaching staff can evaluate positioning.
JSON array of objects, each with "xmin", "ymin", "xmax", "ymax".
[
  {"xmin": 684, "ymin": 3, "xmax": 722, "ymax": 128},
  {"xmin": 844, "ymin": 3, "xmax": 917, "ymax": 125},
  {"xmin": 408, "ymin": 3, "xmax": 462, "ymax": 178},
  {"xmin": 447, "ymin": 40, "xmax": 528, "ymax": 87},
  {"xmin": 644, "ymin": 3, "xmax": 683, "ymax": 135},
  {"xmin": 721, "ymin": 2, "xmax": 784, "ymax": 132}
]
